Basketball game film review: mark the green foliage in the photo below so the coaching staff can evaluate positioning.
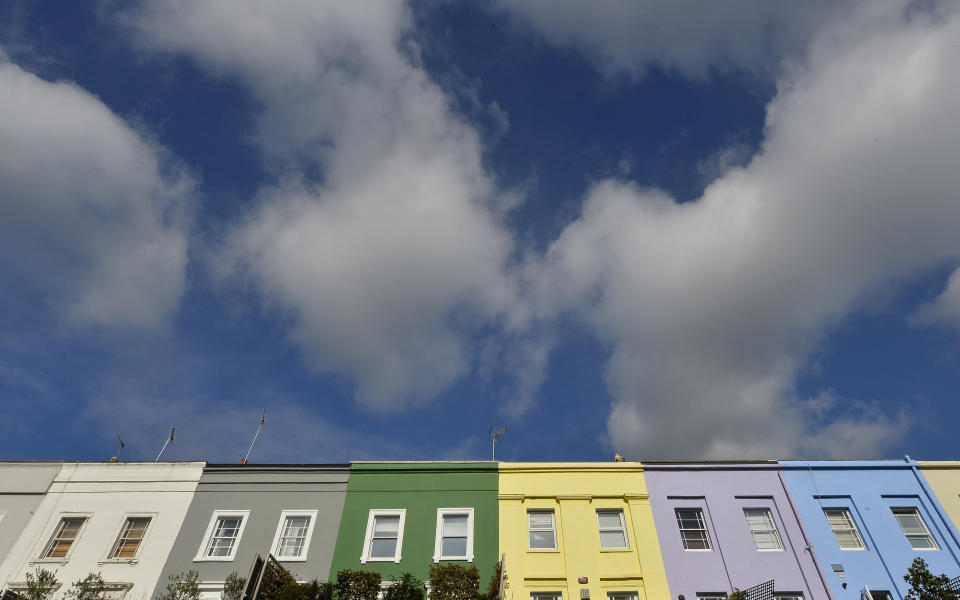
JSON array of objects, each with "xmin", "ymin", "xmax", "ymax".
[
  {"xmin": 23, "ymin": 568, "xmax": 60, "ymax": 600},
  {"xmin": 222, "ymin": 572, "xmax": 247, "ymax": 600},
  {"xmin": 904, "ymin": 557, "xmax": 957, "ymax": 600},
  {"xmin": 274, "ymin": 580, "xmax": 334, "ymax": 600},
  {"xmin": 481, "ymin": 561, "xmax": 504, "ymax": 600},
  {"xmin": 335, "ymin": 570, "xmax": 382, "ymax": 600},
  {"xmin": 157, "ymin": 570, "xmax": 201, "ymax": 600},
  {"xmin": 382, "ymin": 574, "xmax": 424, "ymax": 600},
  {"xmin": 64, "ymin": 573, "xmax": 107, "ymax": 600},
  {"xmin": 428, "ymin": 564, "xmax": 480, "ymax": 600},
  {"xmin": 727, "ymin": 590, "xmax": 748, "ymax": 600},
  {"xmin": 257, "ymin": 561, "xmax": 297, "ymax": 600}
]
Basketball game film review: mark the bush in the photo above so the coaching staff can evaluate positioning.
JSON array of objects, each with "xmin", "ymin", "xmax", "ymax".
[
  {"xmin": 904, "ymin": 557, "xmax": 956, "ymax": 600},
  {"xmin": 335, "ymin": 570, "xmax": 381, "ymax": 600},
  {"xmin": 383, "ymin": 574, "xmax": 424, "ymax": 600},
  {"xmin": 481, "ymin": 561, "xmax": 503, "ymax": 600},
  {"xmin": 23, "ymin": 569, "xmax": 60, "ymax": 600},
  {"xmin": 157, "ymin": 571, "xmax": 201, "ymax": 600},
  {"xmin": 65, "ymin": 574, "xmax": 107, "ymax": 600},
  {"xmin": 223, "ymin": 573, "xmax": 247, "ymax": 600},
  {"xmin": 727, "ymin": 590, "xmax": 747, "ymax": 600},
  {"xmin": 275, "ymin": 580, "xmax": 334, "ymax": 600},
  {"xmin": 428, "ymin": 565, "xmax": 479, "ymax": 600}
]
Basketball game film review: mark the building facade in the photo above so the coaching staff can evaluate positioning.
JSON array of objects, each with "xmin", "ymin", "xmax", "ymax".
[
  {"xmin": 916, "ymin": 461, "xmax": 960, "ymax": 541},
  {"xmin": 781, "ymin": 460, "xmax": 960, "ymax": 600},
  {"xmin": 0, "ymin": 463, "xmax": 60, "ymax": 569},
  {"xmin": 0, "ymin": 462, "xmax": 203, "ymax": 600},
  {"xmin": 497, "ymin": 462, "xmax": 670, "ymax": 600},
  {"xmin": 328, "ymin": 462, "xmax": 499, "ymax": 587},
  {"xmin": 155, "ymin": 464, "xmax": 349, "ymax": 599},
  {"xmin": 644, "ymin": 461, "xmax": 833, "ymax": 600}
]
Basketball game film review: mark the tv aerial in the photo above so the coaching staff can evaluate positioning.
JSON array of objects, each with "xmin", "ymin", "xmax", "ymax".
[
  {"xmin": 489, "ymin": 425, "xmax": 507, "ymax": 461},
  {"xmin": 242, "ymin": 409, "xmax": 266, "ymax": 464},
  {"xmin": 110, "ymin": 434, "xmax": 125, "ymax": 462},
  {"xmin": 155, "ymin": 427, "xmax": 175, "ymax": 461}
]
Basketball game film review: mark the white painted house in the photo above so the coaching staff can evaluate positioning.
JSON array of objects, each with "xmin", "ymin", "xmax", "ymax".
[{"xmin": 0, "ymin": 462, "xmax": 204, "ymax": 600}]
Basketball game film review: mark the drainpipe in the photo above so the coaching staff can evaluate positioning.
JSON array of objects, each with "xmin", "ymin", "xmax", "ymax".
[
  {"xmin": 778, "ymin": 469, "xmax": 836, "ymax": 600},
  {"xmin": 905, "ymin": 456, "xmax": 960, "ymax": 564}
]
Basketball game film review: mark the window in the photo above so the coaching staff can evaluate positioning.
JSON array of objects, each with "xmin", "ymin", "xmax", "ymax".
[
  {"xmin": 195, "ymin": 510, "xmax": 250, "ymax": 561},
  {"xmin": 531, "ymin": 593, "xmax": 561, "ymax": 600},
  {"xmin": 823, "ymin": 508, "xmax": 865, "ymax": 550},
  {"xmin": 528, "ymin": 510, "xmax": 557, "ymax": 550},
  {"xmin": 361, "ymin": 509, "xmax": 406, "ymax": 563},
  {"xmin": 434, "ymin": 508, "xmax": 474, "ymax": 562},
  {"xmin": 774, "ymin": 594, "xmax": 803, "ymax": 600},
  {"xmin": 607, "ymin": 593, "xmax": 637, "ymax": 600},
  {"xmin": 869, "ymin": 591, "xmax": 893, "ymax": 600},
  {"xmin": 892, "ymin": 508, "xmax": 938, "ymax": 550},
  {"xmin": 110, "ymin": 517, "xmax": 151, "ymax": 559},
  {"xmin": 744, "ymin": 508, "xmax": 783, "ymax": 551},
  {"xmin": 42, "ymin": 517, "xmax": 87, "ymax": 558},
  {"xmin": 696, "ymin": 594, "xmax": 727, "ymax": 600},
  {"xmin": 271, "ymin": 510, "xmax": 318, "ymax": 561},
  {"xmin": 597, "ymin": 509, "xmax": 628, "ymax": 549},
  {"xmin": 676, "ymin": 509, "xmax": 711, "ymax": 550}
]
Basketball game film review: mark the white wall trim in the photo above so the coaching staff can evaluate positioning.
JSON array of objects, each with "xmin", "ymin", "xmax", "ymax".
[
  {"xmin": 194, "ymin": 510, "xmax": 251, "ymax": 562},
  {"xmin": 269, "ymin": 510, "xmax": 318, "ymax": 562},
  {"xmin": 360, "ymin": 509, "xmax": 406, "ymax": 564},
  {"xmin": 433, "ymin": 508, "xmax": 475, "ymax": 563}
]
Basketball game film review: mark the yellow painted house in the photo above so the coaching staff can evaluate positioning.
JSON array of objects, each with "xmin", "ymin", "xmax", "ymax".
[
  {"xmin": 918, "ymin": 461, "xmax": 960, "ymax": 531},
  {"xmin": 498, "ymin": 462, "xmax": 671, "ymax": 600}
]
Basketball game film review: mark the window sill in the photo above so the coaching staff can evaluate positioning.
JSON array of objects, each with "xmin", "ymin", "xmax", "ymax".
[
  {"xmin": 193, "ymin": 556, "xmax": 238, "ymax": 562},
  {"xmin": 434, "ymin": 556, "xmax": 473, "ymax": 563},
  {"xmin": 276, "ymin": 556, "xmax": 309, "ymax": 562},
  {"xmin": 599, "ymin": 548, "xmax": 632, "ymax": 553},
  {"xmin": 527, "ymin": 548, "xmax": 560, "ymax": 553},
  {"xmin": 98, "ymin": 558, "xmax": 139, "ymax": 565},
  {"xmin": 682, "ymin": 549, "xmax": 713, "ymax": 552},
  {"xmin": 756, "ymin": 549, "xmax": 785, "ymax": 553},
  {"xmin": 361, "ymin": 557, "xmax": 402, "ymax": 563},
  {"xmin": 30, "ymin": 558, "xmax": 69, "ymax": 565}
]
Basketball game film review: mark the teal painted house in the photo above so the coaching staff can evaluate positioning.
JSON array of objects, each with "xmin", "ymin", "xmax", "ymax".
[{"xmin": 328, "ymin": 462, "xmax": 499, "ymax": 587}]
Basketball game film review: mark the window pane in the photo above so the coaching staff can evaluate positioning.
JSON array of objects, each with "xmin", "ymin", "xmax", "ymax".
[
  {"xmin": 374, "ymin": 516, "xmax": 400, "ymax": 536},
  {"xmin": 443, "ymin": 515, "xmax": 468, "ymax": 537},
  {"xmin": 530, "ymin": 530, "xmax": 556, "ymax": 549},
  {"xmin": 442, "ymin": 537, "xmax": 468, "ymax": 557},
  {"xmin": 597, "ymin": 511, "xmax": 622, "ymax": 529},
  {"xmin": 370, "ymin": 538, "xmax": 397, "ymax": 558},
  {"xmin": 753, "ymin": 531, "xmax": 780, "ymax": 550},
  {"xmin": 529, "ymin": 512, "xmax": 554, "ymax": 528},
  {"xmin": 600, "ymin": 530, "xmax": 627, "ymax": 548},
  {"xmin": 284, "ymin": 516, "xmax": 310, "ymax": 537}
]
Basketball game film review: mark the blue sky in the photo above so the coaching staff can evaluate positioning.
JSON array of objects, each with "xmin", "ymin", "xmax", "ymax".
[{"xmin": 2, "ymin": 1, "xmax": 960, "ymax": 463}]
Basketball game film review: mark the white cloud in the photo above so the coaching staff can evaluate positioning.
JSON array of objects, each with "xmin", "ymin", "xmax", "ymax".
[
  {"xmin": 911, "ymin": 267, "xmax": 960, "ymax": 331},
  {"xmin": 495, "ymin": 0, "xmax": 858, "ymax": 82},
  {"xmin": 123, "ymin": 2, "xmax": 530, "ymax": 411},
  {"xmin": 0, "ymin": 57, "xmax": 194, "ymax": 329},
  {"xmin": 537, "ymin": 2, "xmax": 960, "ymax": 458}
]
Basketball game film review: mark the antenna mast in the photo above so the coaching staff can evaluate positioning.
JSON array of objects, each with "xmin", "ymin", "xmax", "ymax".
[
  {"xmin": 110, "ymin": 434, "xmax": 126, "ymax": 462},
  {"xmin": 489, "ymin": 425, "xmax": 507, "ymax": 461},
  {"xmin": 155, "ymin": 427, "xmax": 175, "ymax": 461},
  {"xmin": 242, "ymin": 410, "xmax": 266, "ymax": 464}
]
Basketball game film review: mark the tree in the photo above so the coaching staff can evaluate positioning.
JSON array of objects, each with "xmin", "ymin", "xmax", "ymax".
[
  {"xmin": 335, "ymin": 570, "xmax": 381, "ymax": 600},
  {"xmin": 428, "ymin": 565, "xmax": 480, "ymax": 600},
  {"xmin": 481, "ymin": 561, "xmax": 504, "ymax": 600},
  {"xmin": 64, "ymin": 573, "xmax": 107, "ymax": 600},
  {"xmin": 727, "ymin": 590, "xmax": 748, "ymax": 600},
  {"xmin": 157, "ymin": 571, "xmax": 201, "ymax": 600},
  {"xmin": 904, "ymin": 557, "xmax": 957, "ymax": 600},
  {"xmin": 382, "ymin": 574, "xmax": 424, "ymax": 600},
  {"xmin": 222, "ymin": 572, "xmax": 247, "ymax": 600},
  {"xmin": 274, "ymin": 580, "xmax": 334, "ymax": 600},
  {"xmin": 23, "ymin": 569, "xmax": 60, "ymax": 600}
]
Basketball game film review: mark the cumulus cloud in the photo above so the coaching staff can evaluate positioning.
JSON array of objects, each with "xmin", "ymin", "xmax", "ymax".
[
  {"xmin": 0, "ymin": 57, "xmax": 194, "ymax": 329},
  {"xmin": 911, "ymin": 267, "xmax": 960, "ymax": 331},
  {"xmin": 495, "ymin": 0, "xmax": 858, "ymax": 82},
  {"xmin": 123, "ymin": 2, "xmax": 530, "ymax": 411},
  {"xmin": 537, "ymin": 2, "xmax": 960, "ymax": 458}
]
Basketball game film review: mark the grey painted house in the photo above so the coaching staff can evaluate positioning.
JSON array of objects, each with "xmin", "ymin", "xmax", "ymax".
[
  {"xmin": 0, "ymin": 462, "xmax": 60, "ymax": 569},
  {"xmin": 154, "ymin": 464, "xmax": 349, "ymax": 600}
]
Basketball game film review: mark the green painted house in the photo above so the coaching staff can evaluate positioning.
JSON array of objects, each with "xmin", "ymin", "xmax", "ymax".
[{"xmin": 328, "ymin": 461, "xmax": 499, "ymax": 587}]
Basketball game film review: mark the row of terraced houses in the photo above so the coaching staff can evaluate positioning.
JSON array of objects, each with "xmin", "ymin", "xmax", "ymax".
[{"xmin": 3, "ymin": 460, "xmax": 960, "ymax": 600}]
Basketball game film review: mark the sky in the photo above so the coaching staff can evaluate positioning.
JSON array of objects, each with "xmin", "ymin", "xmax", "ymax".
[{"xmin": 2, "ymin": 0, "xmax": 960, "ymax": 464}]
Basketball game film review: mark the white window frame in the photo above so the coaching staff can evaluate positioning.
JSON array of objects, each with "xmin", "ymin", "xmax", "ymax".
[
  {"xmin": 823, "ymin": 508, "xmax": 866, "ymax": 551},
  {"xmin": 433, "ymin": 507, "xmax": 475, "ymax": 562},
  {"xmin": 773, "ymin": 594, "xmax": 803, "ymax": 600},
  {"xmin": 676, "ymin": 508, "xmax": 712, "ymax": 551},
  {"xmin": 743, "ymin": 508, "xmax": 784, "ymax": 551},
  {"xmin": 361, "ymin": 509, "xmax": 406, "ymax": 564},
  {"xmin": 891, "ymin": 507, "xmax": 939, "ymax": 551},
  {"xmin": 194, "ymin": 510, "xmax": 250, "ymax": 562},
  {"xmin": 528, "ymin": 510, "xmax": 558, "ymax": 550},
  {"xmin": 696, "ymin": 594, "xmax": 727, "ymax": 600},
  {"xmin": 607, "ymin": 592, "xmax": 638, "ymax": 600},
  {"xmin": 103, "ymin": 513, "xmax": 156, "ymax": 563},
  {"xmin": 270, "ymin": 510, "xmax": 318, "ymax": 562},
  {"xmin": 35, "ymin": 513, "xmax": 91, "ymax": 563},
  {"xmin": 530, "ymin": 593, "xmax": 562, "ymax": 600},
  {"xmin": 597, "ymin": 509, "xmax": 629, "ymax": 549}
]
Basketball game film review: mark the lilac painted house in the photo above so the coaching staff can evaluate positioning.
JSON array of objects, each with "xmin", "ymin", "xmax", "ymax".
[{"xmin": 645, "ymin": 462, "xmax": 834, "ymax": 600}]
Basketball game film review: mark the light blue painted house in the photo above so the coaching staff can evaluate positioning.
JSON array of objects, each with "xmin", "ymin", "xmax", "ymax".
[{"xmin": 780, "ymin": 459, "xmax": 960, "ymax": 600}]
